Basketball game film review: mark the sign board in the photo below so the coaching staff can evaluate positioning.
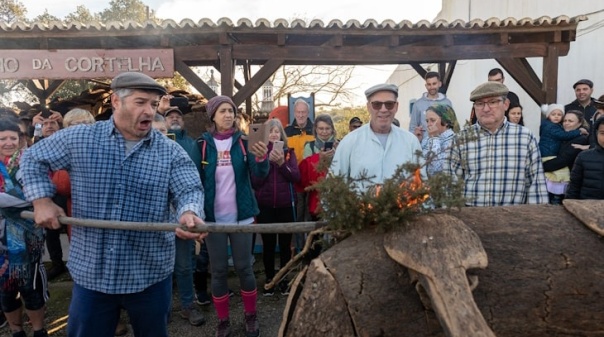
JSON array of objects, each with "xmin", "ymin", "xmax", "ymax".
[{"xmin": 0, "ymin": 49, "xmax": 174, "ymax": 79}]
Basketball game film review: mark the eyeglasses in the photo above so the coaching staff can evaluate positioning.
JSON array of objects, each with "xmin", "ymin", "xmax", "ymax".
[
  {"xmin": 473, "ymin": 99, "xmax": 503, "ymax": 110},
  {"xmin": 370, "ymin": 101, "xmax": 396, "ymax": 110}
]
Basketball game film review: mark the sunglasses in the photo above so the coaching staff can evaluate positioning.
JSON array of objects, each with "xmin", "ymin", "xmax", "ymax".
[{"xmin": 370, "ymin": 101, "xmax": 396, "ymax": 110}]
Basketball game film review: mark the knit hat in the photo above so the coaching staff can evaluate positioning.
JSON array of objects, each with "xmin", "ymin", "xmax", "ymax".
[
  {"xmin": 470, "ymin": 82, "xmax": 509, "ymax": 101},
  {"xmin": 545, "ymin": 103, "xmax": 565, "ymax": 118},
  {"xmin": 205, "ymin": 96, "xmax": 238, "ymax": 120}
]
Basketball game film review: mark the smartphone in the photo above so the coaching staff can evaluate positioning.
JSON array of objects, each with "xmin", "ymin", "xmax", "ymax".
[
  {"xmin": 324, "ymin": 141, "xmax": 334, "ymax": 150},
  {"xmin": 273, "ymin": 140, "xmax": 284, "ymax": 152},
  {"xmin": 169, "ymin": 96, "xmax": 189, "ymax": 108},
  {"xmin": 40, "ymin": 107, "xmax": 52, "ymax": 118},
  {"xmin": 247, "ymin": 123, "xmax": 268, "ymax": 148}
]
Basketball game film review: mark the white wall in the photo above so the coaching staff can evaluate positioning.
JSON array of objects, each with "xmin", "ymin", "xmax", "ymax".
[{"xmin": 390, "ymin": 0, "xmax": 604, "ymax": 136}]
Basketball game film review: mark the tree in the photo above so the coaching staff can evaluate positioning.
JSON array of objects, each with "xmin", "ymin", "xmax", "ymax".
[
  {"xmin": 99, "ymin": 0, "xmax": 155, "ymax": 23},
  {"xmin": 272, "ymin": 65, "xmax": 355, "ymax": 109},
  {"xmin": 328, "ymin": 106, "xmax": 369, "ymax": 139},
  {"xmin": 0, "ymin": 0, "xmax": 27, "ymax": 23},
  {"xmin": 64, "ymin": 5, "xmax": 97, "ymax": 23},
  {"xmin": 32, "ymin": 9, "xmax": 60, "ymax": 24}
]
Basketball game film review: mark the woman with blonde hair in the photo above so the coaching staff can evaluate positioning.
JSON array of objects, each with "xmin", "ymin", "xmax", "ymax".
[{"xmin": 62, "ymin": 108, "xmax": 95, "ymax": 128}]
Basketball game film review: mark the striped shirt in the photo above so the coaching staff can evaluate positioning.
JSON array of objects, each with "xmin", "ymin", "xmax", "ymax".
[
  {"xmin": 447, "ymin": 121, "xmax": 548, "ymax": 206},
  {"xmin": 20, "ymin": 119, "xmax": 204, "ymax": 294}
]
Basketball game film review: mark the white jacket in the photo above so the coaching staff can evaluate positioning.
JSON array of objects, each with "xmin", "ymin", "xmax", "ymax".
[{"xmin": 330, "ymin": 124, "xmax": 422, "ymax": 192}]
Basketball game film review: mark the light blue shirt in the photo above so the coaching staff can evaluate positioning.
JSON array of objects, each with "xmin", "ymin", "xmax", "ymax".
[{"xmin": 330, "ymin": 124, "xmax": 422, "ymax": 192}]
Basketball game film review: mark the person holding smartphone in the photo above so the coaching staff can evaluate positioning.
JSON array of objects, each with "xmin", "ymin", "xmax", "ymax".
[
  {"xmin": 302, "ymin": 114, "xmax": 337, "ymax": 159},
  {"xmin": 196, "ymin": 95, "xmax": 268, "ymax": 337},
  {"xmin": 251, "ymin": 119, "xmax": 300, "ymax": 296}
]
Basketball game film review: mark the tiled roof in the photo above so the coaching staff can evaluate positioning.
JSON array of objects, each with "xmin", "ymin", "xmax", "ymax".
[{"xmin": 0, "ymin": 15, "xmax": 587, "ymax": 32}]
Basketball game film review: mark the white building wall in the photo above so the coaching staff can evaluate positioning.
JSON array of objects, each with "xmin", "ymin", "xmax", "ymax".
[{"xmin": 390, "ymin": 0, "xmax": 604, "ymax": 136}]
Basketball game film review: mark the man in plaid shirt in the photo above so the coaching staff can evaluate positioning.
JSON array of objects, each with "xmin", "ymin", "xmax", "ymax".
[
  {"xmin": 21, "ymin": 72, "xmax": 206, "ymax": 337},
  {"xmin": 447, "ymin": 81, "xmax": 548, "ymax": 206}
]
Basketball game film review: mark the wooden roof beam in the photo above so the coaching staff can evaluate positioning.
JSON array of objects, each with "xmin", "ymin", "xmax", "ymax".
[
  {"xmin": 232, "ymin": 58, "xmax": 284, "ymax": 106},
  {"xmin": 496, "ymin": 57, "xmax": 545, "ymax": 105},
  {"xmin": 174, "ymin": 57, "xmax": 216, "ymax": 99}
]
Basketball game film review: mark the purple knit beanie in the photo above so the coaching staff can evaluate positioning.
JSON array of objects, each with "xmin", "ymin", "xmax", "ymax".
[{"xmin": 206, "ymin": 95, "xmax": 238, "ymax": 120}]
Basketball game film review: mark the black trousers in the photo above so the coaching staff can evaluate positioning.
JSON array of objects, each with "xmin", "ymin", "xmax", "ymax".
[{"xmin": 257, "ymin": 206, "xmax": 294, "ymax": 280}]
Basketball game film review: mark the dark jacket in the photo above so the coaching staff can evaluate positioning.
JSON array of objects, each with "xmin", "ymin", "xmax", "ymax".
[
  {"xmin": 197, "ymin": 131, "xmax": 269, "ymax": 222},
  {"xmin": 566, "ymin": 143, "xmax": 604, "ymax": 200},
  {"xmin": 542, "ymin": 134, "xmax": 589, "ymax": 173},
  {"xmin": 565, "ymin": 98, "xmax": 597, "ymax": 126},
  {"xmin": 251, "ymin": 143, "xmax": 300, "ymax": 208},
  {"xmin": 172, "ymin": 129, "xmax": 202, "ymax": 171}
]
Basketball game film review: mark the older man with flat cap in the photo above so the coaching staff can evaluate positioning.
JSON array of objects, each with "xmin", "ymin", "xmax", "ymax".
[
  {"xmin": 446, "ymin": 81, "xmax": 548, "ymax": 206},
  {"xmin": 21, "ymin": 71, "xmax": 206, "ymax": 337},
  {"xmin": 330, "ymin": 83, "xmax": 422, "ymax": 191}
]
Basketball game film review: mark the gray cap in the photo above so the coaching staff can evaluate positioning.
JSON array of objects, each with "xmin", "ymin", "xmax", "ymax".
[
  {"xmin": 111, "ymin": 72, "xmax": 167, "ymax": 95},
  {"xmin": 364, "ymin": 83, "xmax": 398, "ymax": 100},
  {"xmin": 470, "ymin": 82, "xmax": 509, "ymax": 101}
]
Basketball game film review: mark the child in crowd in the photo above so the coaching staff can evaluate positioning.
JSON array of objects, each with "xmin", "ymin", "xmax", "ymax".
[
  {"xmin": 566, "ymin": 116, "xmax": 604, "ymax": 200},
  {"xmin": 539, "ymin": 104, "xmax": 588, "ymax": 203}
]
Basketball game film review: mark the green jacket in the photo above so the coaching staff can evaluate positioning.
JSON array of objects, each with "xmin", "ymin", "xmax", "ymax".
[{"xmin": 197, "ymin": 131, "xmax": 269, "ymax": 222}]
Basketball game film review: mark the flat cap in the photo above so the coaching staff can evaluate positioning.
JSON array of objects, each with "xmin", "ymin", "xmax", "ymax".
[
  {"xmin": 111, "ymin": 72, "xmax": 167, "ymax": 95},
  {"xmin": 364, "ymin": 83, "xmax": 398, "ymax": 100},
  {"xmin": 470, "ymin": 82, "xmax": 509, "ymax": 101},
  {"xmin": 164, "ymin": 107, "xmax": 183, "ymax": 116},
  {"xmin": 573, "ymin": 79, "xmax": 593, "ymax": 89}
]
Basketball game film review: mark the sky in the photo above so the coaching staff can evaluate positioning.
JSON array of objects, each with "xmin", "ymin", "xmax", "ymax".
[{"xmin": 18, "ymin": 0, "xmax": 443, "ymax": 105}]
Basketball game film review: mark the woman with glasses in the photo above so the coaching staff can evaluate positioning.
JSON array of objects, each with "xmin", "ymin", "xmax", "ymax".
[{"xmin": 302, "ymin": 114, "xmax": 337, "ymax": 159}]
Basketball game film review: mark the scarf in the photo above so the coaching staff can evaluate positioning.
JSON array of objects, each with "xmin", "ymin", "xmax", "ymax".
[
  {"xmin": 0, "ymin": 151, "xmax": 45, "ymax": 290},
  {"xmin": 213, "ymin": 128, "xmax": 236, "ymax": 140}
]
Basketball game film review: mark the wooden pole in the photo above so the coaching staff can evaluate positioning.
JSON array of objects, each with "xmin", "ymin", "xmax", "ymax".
[{"xmin": 20, "ymin": 211, "xmax": 325, "ymax": 233}]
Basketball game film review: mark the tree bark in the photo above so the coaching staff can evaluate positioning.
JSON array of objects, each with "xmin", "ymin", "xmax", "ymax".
[{"xmin": 281, "ymin": 204, "xmax": 604, "ymax": 337}]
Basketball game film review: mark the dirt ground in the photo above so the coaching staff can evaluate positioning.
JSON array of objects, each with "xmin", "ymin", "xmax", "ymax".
[{"xmin": 0, "ymin": 258, "xmax": 290, "ymax": 337}]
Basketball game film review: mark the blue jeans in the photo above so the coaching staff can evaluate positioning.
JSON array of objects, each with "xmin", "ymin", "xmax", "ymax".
[
  {"xmin": 68, "ymin": 277, "xmax": 172, "ymax": 337},
  {"xmin": 174, "ymin": 237, "xmax": 195, "ymax": 308}
]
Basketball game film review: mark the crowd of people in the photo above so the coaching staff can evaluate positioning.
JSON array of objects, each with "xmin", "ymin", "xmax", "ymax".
[{"xmin": 0, "ymin": 68, "xmax": 603, "ymax": 337}]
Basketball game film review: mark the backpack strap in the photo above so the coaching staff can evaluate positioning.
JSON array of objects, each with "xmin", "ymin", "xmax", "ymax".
[
  {"xmin": 307, "ymin": 140, "xmax": 316, "ymax": 155},
  {"xmin": 197, "ymin": 138, "xmax": 208, "ymax": 168},
  {"xmin": 238, "ymin": 138, "xmax": 247, "ymax": 162}
]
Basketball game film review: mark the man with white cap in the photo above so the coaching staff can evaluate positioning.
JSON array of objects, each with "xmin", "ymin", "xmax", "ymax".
[
  {"xmin": 330, "ymin": 83, "xmax": 422, "ymax": 191},
  {"xmin": 447, "ymin": 81, "xmax": 548, "ymax": 206},
  {"xmin": 21, "ymin": 71, "xmax": 206, "ymax": 337}
]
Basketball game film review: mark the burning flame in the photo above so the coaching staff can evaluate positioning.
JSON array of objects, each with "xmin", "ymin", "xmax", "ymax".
[{"xmin": 366, "ymin": 169, "xmax": 428, "ymax": 210}]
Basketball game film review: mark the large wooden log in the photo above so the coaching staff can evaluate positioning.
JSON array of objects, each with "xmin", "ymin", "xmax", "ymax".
[{"xmin": 281, "ymin": 204, "xmax": 604, "ymax": 337}]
